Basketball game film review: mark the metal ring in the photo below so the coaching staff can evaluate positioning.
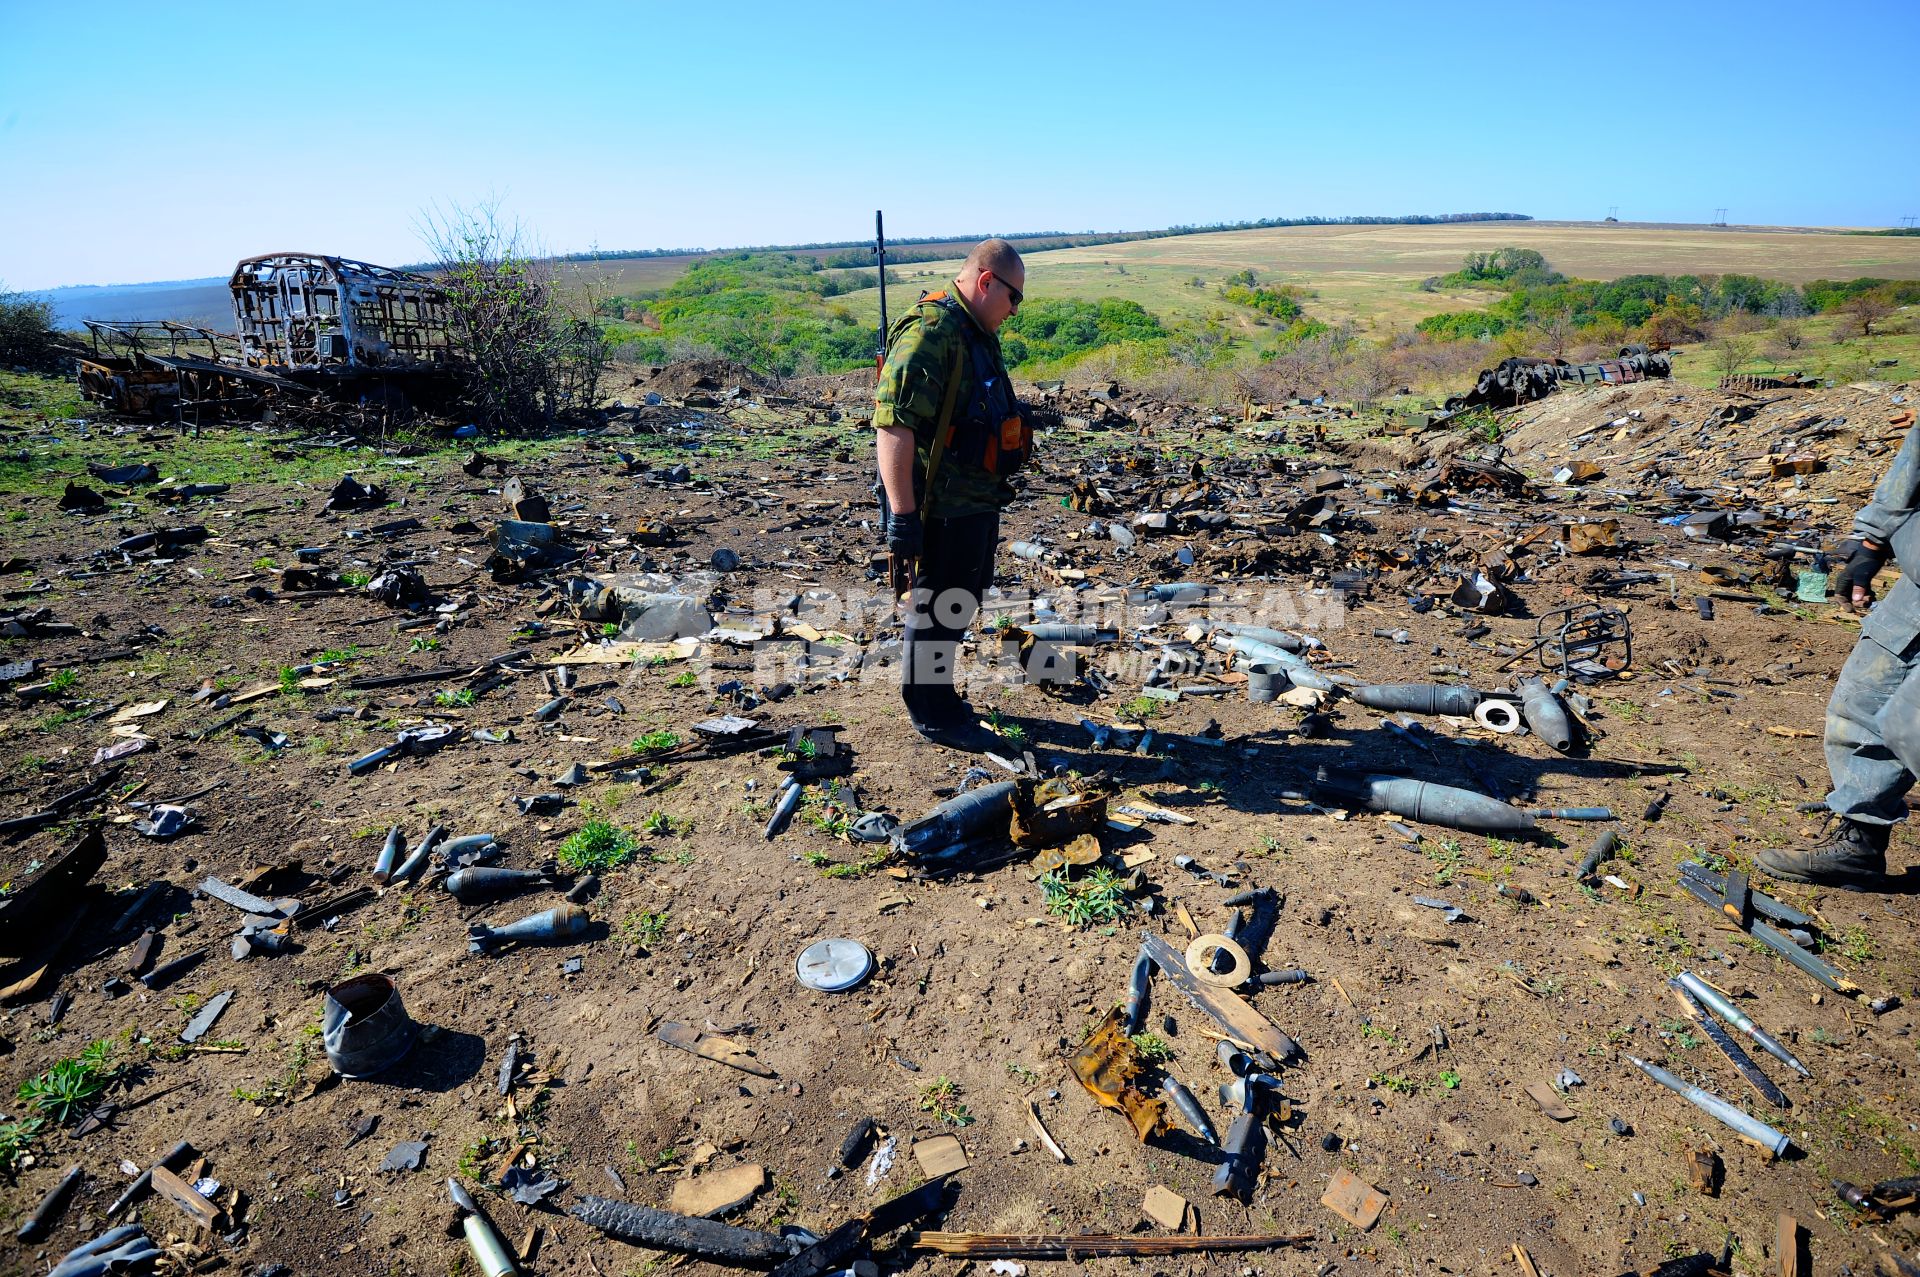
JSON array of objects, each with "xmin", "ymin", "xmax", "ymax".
[
  {"xmin": 1475, "ymin": 699, "xmax": 1521, "ymax": 733},
  {"xmin": 1185, "ymin": 933, "xmax": 1251, "ymax": 987}
]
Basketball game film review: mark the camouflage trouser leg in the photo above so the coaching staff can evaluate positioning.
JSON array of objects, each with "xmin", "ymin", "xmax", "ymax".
[{"xmin": 1824, "ymin": 575, "xmax": 1920, "ymax": 827}]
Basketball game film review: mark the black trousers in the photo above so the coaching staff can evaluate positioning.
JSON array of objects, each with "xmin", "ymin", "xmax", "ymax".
[{"xmin": 901, "ymin": 510, "xmax": 1000, "ymax": 725}]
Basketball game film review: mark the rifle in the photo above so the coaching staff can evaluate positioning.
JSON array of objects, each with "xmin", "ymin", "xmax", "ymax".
[
  {"xmin": 873, "ymin": 209, "xmax": 889, "ymax": 373},
  {"xmin": 877, "ymin": 209, "xmax": 909, "ymax": 607}
]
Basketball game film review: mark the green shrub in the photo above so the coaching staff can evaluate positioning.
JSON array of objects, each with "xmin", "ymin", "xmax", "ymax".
[
  {"xmin": 1000, "ymin": 298, "xmax": 1168, "ymax": 366},
  {"xmin": 1219, "ymin": 283, "xmax": 1304, "ymax": 321},
  {"xmin": 557, "ymin": 820, "xmax": 636, "ymax": 871},
  {"xmin": 18, "ymin": 1040, "xmax": 120, "ymax": 1124}
]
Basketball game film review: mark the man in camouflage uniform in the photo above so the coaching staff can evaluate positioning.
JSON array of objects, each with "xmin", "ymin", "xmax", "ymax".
[
  {"xmin": 1757, "ymin": 421, "xmax": 1920, "ymax": 890},
  {"xmin": 873, "ymin": 239, "xmax": 1029, "ymax": 747}
]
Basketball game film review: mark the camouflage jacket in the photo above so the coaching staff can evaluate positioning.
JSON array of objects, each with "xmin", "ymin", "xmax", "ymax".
[{"xmin": 872, "ymin": 285, "xmax": 1019, "ymax": 517}]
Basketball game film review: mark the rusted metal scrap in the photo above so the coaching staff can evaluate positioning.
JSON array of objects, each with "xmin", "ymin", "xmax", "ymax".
[
  {"xmin": 769, "ymin": 1174, "xmax": 954, "ymax": 1277},
  {"xmin": 1445, "ymin": 345, "xmax": 1671, "ymax": 412},
  {"xmin": 1068, "ymin": 1007, "xmax": 1169, "ymax": 1141},
  {"xmin": 569, "ymin": 1195, "xmax": 799, "ymax": 1262},
  {"xmin": 1009, "ymin": 775, "xmax": 1111, "ymax": 849},
  {"xmin": 899, "ymin": 1232, "xmax": 1311, "ymax": 1258}
]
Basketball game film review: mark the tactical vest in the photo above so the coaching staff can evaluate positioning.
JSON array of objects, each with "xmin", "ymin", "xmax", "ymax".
[{"xmin": 891, "ymin": 291, "xmax": 1032, "ymax": 485}]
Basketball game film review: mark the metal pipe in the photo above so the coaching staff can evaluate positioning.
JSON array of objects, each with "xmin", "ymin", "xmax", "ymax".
[
  {"xmin": 1623, "ymin": 1055, "xmax": 1790, "ymax": 1156},
  {"xmin": 372, "ymin": 825, "xmax": 404, "ymax": 882},
  {"xmin": 389, "ymin": 825, "xmax": 447, "ymax": 886},
  {"xmin": 106, "ymin": 1140, "xmax": 193, "ymax": 1217},
  {"xmin": 1676, "ymin": 971, "xmax": 1810, "ymax": 1077},
  {"xmin": 1161, "ymin": 1074, "xmax": 1216, "ymax": 1144},
  {"xmin": 1576, "ymin": 830, "xmax": 1619, "ymax": 879},
  {"xmin": 17, "ymin": 1162, "xmax": 82, "ymax": 1242},
  {"xmin": 348, "ymin": 742, "xmax": 401, "ymax": 775},
  {"xmin": 1530, "ymin": 807, "xmax": 1614, "ymax": 821},
  {"xmin": 1122, "ymin": 945, "xmax": 1154, "ymax": 1034}
]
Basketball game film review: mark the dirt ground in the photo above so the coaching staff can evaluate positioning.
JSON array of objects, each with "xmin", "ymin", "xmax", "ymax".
[{"xmin": 1, "ymin": 365, "xmax": 1917, "ymax": 1277}]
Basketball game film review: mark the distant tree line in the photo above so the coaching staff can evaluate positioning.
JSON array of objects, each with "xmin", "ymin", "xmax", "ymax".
[
  {"xmin": 1414, "ymin": 248, "xmax": 1920, "ymax": 345},
  {"xmin": 561, "ymin": 212, "xmax": 1534, "ymax": 268}
]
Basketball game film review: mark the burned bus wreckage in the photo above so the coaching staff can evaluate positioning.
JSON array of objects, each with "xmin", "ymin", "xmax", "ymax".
[{"xmin": 76, "ymin": 253, "xmax": 457, "ymax": 424}]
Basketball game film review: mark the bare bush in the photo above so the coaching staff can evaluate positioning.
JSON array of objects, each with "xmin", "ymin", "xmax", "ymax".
[
  {"xmin": 417, "ymin": 202, "xmax": 608, "ymax": 430},
  {"xmin": 0, "ymin": 286, "xmax": 59, "ymax": 369},
  {"xmin": 1712, "ymin": 333, "xmax": 1757, "ymax": 380},
  {"xmin": 1534, "ymin": 306, "xmax": 1576, "ymax": 357},
  {"xmin": 1838, "ymin": 295, "xmax": 1893, "ymax": 337},
  {"xmin": 1773, "ymin": 319, "xmax": 1805, "ymax": 352},
  {"xmin": 1334, "ymin": 346, "xmax": 1396, "ymax": 409}
]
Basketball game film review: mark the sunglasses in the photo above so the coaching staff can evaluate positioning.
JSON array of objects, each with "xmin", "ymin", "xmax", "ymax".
[{"xmin": 991, "ymin": 275, "xmax": 1024, "ymax": 308}]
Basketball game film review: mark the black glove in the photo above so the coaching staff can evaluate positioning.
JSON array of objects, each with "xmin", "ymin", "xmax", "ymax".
[
  {"xmin": 1837, "ymin": 538, "xmax": 1888, "ymax": 604},
  {"xmin": 886, "ymin": 509, "xmax": 924, "ymax": 559}
]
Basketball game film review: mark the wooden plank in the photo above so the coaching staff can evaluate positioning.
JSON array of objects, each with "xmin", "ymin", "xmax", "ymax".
[
  {"xmin": 1776, "ymin": 1212, "xmax": 1806, "ymax": 1277},
  {"xmin": 1320, "ymin": 1169, "xmax": 1387, "ymax": 1230},
  {"xmin": 1525, "ymin": 1080, "xmax": 1575, "ymax": 1121},
  {"xmin": 655, "ymin": 1022, "xmax": 776, "ymax": 1077},
  {"xmin": 1142, "ymin": 935, "xmax": 1297, "ymax": 1062},
  {"xmin": 150, "ymin": 1165, "xmax": 222, "ymax": 1231}
]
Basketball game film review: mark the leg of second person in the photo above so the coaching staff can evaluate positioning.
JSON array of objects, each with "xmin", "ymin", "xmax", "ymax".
[{"xmin": 1825, "ymin": 633, "xmax": 1920, "ymax": 829}]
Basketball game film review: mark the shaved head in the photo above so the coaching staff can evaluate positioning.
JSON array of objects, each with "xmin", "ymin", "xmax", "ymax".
[
  {"xmin": 960, "ymin": 238, "xmax": 1024, "ymax": 280},
  {"xmin": 954, "ymin": 239, "xmax": 1026, "ymax": 333}
]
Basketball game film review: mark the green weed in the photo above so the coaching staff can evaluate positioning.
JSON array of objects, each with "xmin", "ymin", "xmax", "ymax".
[
  {"xmin": 918, "ymin": 1076, "xmax": 974, "ymax": 1126},
  {"xmin": 557, "ymin": 820, "xmax": 637, "ymax": 871},
  {"xmin": 620, "ymin": 909, "xmax": 670, "ymax": 947},
  {"xmin": 17, "ymin": 1039, "xmax": 120, "ymax": 1124},
  {"xmin": 0, "ymin": 1117, "xmax": 45, "ymax": 1175},
  {"xmin": 1039, "ymin": 866, "xmax": 1130, "ymax": 928},
  {"xmin": 1127, "ymin": 1032, "xmax": 1173, "ymax": 1061}
]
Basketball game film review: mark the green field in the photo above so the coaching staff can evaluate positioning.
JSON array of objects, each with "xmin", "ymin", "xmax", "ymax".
[{"xmin": 551, "ymin": 232, "xmax": 1147, "ymax": 303}]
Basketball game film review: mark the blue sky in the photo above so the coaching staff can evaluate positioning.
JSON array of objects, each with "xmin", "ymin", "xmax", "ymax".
[{"xmin": 3, "ymin": 0, "xmax": 1915, "ymax": 291}]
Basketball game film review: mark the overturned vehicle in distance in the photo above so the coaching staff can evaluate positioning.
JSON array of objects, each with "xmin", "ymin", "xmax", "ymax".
[
  {"xmin": 1444, "ymin": 344, "xmax": 1672, "ymax": 414},
  {"xmin": 77, "ymin": 252, "xmax": 459, "ymax": 423}
]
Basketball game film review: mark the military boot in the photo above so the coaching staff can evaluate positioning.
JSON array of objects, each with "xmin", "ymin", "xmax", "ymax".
[{"xmin": 1755, "ymin": 819, "xmax": 1889, "ymax": 891}]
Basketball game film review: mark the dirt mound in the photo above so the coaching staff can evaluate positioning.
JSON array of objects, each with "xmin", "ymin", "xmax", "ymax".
[
  {"xmin": 1495, "ymin": 378, "xmax": 1916, "ymax": 520},
  {"xmin": 631, "ymin": 357, "xmax": 773, "ymax": 397}
]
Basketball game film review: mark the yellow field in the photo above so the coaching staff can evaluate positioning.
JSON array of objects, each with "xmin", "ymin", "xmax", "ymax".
[{"xmin": 827, "ymin": 221, "xmax": 1920, "ymax": 337}]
